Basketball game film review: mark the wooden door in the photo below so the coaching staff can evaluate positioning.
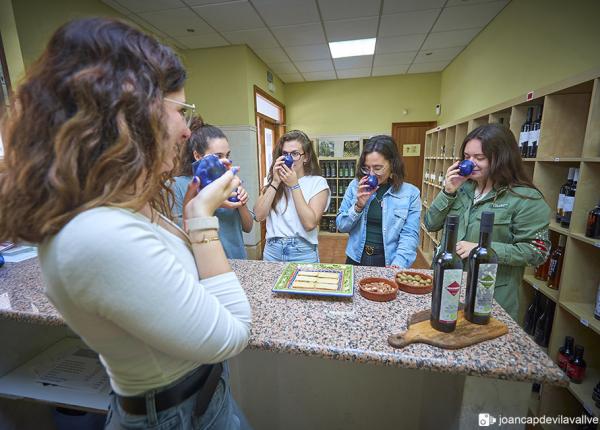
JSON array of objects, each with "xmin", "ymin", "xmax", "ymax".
[
  {"xmin": 257, "ymin": 115, "xmax": 280, "ymax": 254},
  {"xmin": 391, "ymin": 122, "xmax": 436, "ymax": 193}
]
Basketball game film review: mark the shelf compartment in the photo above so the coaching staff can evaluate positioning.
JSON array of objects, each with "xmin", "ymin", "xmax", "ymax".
[
  {"xmin": 489, "ymin": 109, "xmax": 511, "ymax": 126},
  {"xmin": 571, "ymin": 162, "xmax": 600, "ymax": 239},
  {"xmin": 467, "ymin": 115, "xmax": 488, "ymax": 132},
  {"xmin": 523, "ymin": 274, "xmax": 559, "ymax": 303},
  {"xmin": 583, "ymin": 78, "xmax": 600, "ymax": 158},
  {"xmin": 549, "ymin": 220, "xmax": 570, "ymax": 236},
  {"xmin": 559, "ymin": 238, "xmax": 600, "ymax": 307},
  {"xmin": 567, "ymin": 366, "xmax": 600, "ymax": 418},
  {"xmin": 560, "ymin": 301, "xmax": 600, "ymax": 337},
  {"xmin": 538, "ymin": 93, "xmax": 592, "ymax": 158}
]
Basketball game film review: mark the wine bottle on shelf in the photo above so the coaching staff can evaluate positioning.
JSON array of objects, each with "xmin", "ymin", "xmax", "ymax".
[
  {"xmin": 560, "ymin": 168, "xmax": 578, "ymax": 227},
  {"xmin": 557, "ymin": 336, "xmax": 574, "ymax": 371},
  {"xmin": 331, "ymin": 161, "xmax": 337, "ymax": 178},
  {"xmin": 566, "ymin": 345, "xmax": 586, "ymax": 384},
  {"xmin": 464, "ymin": 212, "xmax": 498, "ymax": 325},
  {"xmin": 524, "ymin": 290, "xmax": 541, "ymax": 335},
  {"xmin": 534, "ymin": 247, "xmax": 552, "ymax": 281},
  {"xmin": 547, "ymin": 235, "xmax": 566, "ymax": 290},
  {"xmin": 528, "ymin": 105, "xmax": 543, "ymax": 158},
  {"xmin": 349, "ymin": 162, "xmax": 355, "ymax": 177},
  {"xmin": 536, "ymin": 300, "xmax": 555, "ymax": 347},
  {"xmin": 519, "ymin": 107, "xmax": 534, "ymax": 157},
  {"xmin": 328, "ymin": 218, "xmax": 336, "ymax": 233},
  {"xmin": 556, "ymin": 168, "xmax": 575, "ymax": 222},
  {"xmin": 532, "ymin": 296, "xmax": 548, "ymax": 343},
  {"xmin": 438, "ymin": 172, "xmax": 443, "ymax": 186},
  {"xmin": 585, "ymin": 200, "xmax": 600, "ymax": 239},
  {"xmin": 431, "ymin": 215, "xmax": 463, "ymax": 333},
  {"xmin": 425, "ymin": 170, "xmax": 430, "ymax": 182}
]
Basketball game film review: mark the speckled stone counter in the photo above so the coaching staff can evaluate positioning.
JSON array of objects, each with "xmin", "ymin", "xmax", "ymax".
[{"xmin": 0, "ymin": 259, "xmax": 567, "ymax": 387}]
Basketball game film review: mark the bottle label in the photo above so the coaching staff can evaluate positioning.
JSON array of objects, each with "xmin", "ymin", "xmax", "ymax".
[
  {"xmin": 557, "ymin": 194, "xmax": 565, "ymax": 211},
  {"xmin": 439, "ymin": 269, "xmax": 462, "ymax": 323},
  {"xmin": 548, "ymin": 258, "xmax": 559, "ymax": 278},
  {"xmin": 529, "ymin": 129, "xmax": 540, "ymax": 144},
  {"xmin": 563, "ymin": 196, "xmax": 575, "ymax": 212},
  {"xmin": 474, "ymin": 263, "xmax": 498, "ymax": 316},
  {"xmin": 557, "ymin": 352, "xmax": 569, "ymax": 370},
  {"xmin": 519, "ymin": 131, "xmax": 529, "ymax": 145},
  {"xmin": 566, "ymin": 362, "xmax": 585, "ymax": 382}
]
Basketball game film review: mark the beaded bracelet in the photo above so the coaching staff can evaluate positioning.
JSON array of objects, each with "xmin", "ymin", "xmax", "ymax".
[{"xmin": 288, "ymin": 184, "xmax": 301, "ymax": 191}]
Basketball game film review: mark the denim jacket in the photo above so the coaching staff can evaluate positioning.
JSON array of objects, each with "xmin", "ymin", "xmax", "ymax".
[{"xmin": 336, "ymin": 179, "xmax": 421, "ymax": 268}]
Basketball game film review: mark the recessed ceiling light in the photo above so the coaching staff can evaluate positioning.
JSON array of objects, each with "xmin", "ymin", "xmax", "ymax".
[
  {"xmin": 186, "ymin": 28, "xmax": 195, "ymax": 33},
  {"xmin": 425, "ymin": 52, "xmax": 433, "ymax": 56},
  {"xmin": 329, "ymin": 38, "xmax": 376, "ymax": 59}
]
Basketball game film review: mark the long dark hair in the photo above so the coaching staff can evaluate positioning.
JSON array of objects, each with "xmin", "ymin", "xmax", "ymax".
[
  {"xmin": 357, "ymin": 135, "xmax": 405, "ymax": 191},
  {"xmin": 460, "ymin": 124, "xmax": 542, "ymax": 198},
  {"xmin": 176, "ymin": 116, "xmax": 227, "ymax": 176},
  {"xmin": 0, "ymin": 17, "xmax": 186, "ymax": 243},
  {"xmin": 265, "ymin": 130, "xmax": 320, "ymax": 212}
]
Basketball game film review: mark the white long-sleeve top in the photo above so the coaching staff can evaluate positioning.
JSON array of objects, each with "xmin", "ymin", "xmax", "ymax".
[{"xmin": 38, "ymin": 207, "xmax": 252, "ymax": 396}]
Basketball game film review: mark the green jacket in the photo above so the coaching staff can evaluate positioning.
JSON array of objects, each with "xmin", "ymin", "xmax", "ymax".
[{"xmin": 424, "ymin": 181, "xmax": 551, "ymax": 320}]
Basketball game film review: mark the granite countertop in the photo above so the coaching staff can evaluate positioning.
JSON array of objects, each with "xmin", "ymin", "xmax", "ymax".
[{"xmin": 0, "ymin": 259, "xmax": 568, "ymax": 386}]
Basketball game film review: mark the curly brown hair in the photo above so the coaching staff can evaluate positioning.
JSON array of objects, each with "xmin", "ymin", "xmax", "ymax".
[{"xmin": 0, "ymin": 17, "xmax": 186, "ymax": 243}]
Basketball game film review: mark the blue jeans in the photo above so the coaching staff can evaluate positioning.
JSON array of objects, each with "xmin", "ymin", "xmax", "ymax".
[
  {"xmin": 262, "ymin": 237, "xmax": 319, "ymax": 263},
  {"xmin": 104, "ymin": 363, "xmax": 252, "ymax": 430}
]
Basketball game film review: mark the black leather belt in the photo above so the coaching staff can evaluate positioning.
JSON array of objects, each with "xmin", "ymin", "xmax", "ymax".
[
  {"xmin": 118, "ymin": 363, "xmax": 223, "ymax": 416},
  {"xmin": 364, "ymin": 244, "xmax": 383, "ymax": 256}
]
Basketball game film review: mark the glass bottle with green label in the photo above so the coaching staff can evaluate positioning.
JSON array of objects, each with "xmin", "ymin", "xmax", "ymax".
[
  {"xmin": 464, "ymin": 211, "xmax": 498, "ymax": 325},
  {"xmin": 431, "ymin": 215, "xmax": 463, "ymax": 332}
]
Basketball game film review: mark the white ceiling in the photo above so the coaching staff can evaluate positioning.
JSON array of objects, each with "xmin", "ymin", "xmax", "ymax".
[{"xmin": 102, "ymin": 0, "xmax": 510, "ymax": 83}]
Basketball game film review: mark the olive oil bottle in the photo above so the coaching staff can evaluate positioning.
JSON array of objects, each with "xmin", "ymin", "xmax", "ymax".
[
  {"xmin": 431, "ymin": 216, "xmax": 463, "ymax": 332},
  {"xmin": 464, "ymin": 212, "xmax": 498, "ymax": 325}
]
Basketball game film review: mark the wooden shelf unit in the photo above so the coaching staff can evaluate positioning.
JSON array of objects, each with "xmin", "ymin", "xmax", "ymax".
[
  {"xmin": 319, "ymin": 157, "xmax": 358, "ymax": 233},
  {"xmin": 419, "ymin": 69, "xmax": 600, "ymax": 420}
]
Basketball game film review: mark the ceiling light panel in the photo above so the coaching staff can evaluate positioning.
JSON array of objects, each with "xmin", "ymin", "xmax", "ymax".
[{"xmin": 329, "ymin": 38, "xmax": 376, "ymax": 59}]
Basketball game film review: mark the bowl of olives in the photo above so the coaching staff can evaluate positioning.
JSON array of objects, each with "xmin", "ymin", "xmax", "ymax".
[{"xmin": 395, "ymin": 271, "xmax": 433, "ymax": 295}]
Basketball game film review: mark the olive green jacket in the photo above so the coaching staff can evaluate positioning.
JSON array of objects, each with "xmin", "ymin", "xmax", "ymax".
[{"xmin": 424, "ymin": 181, "xmax": 551, "ymax": 320}]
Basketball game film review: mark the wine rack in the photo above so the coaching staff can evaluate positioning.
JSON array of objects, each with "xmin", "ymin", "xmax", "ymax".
[
  {"xmin": 318, "ymin": 158, "xmax": 358, "ymax": 234},
  {"xmin": 421, "ymin": 69, "xmax": 600, "ymax": 421}
]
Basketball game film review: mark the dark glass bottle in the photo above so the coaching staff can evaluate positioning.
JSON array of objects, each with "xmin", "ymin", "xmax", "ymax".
[
  {"xmin": 528, "ymin": 105, "xmax": 543, "ymax": 158},
  {"xmin": 532, "ymin": 296, "xmax": 548, "ymax": 342},
  {"xmin": 566, "ymin": 345, "xmax": 586, "ymax": 384},
  {"xmin": 464, "ymin": 212, "xmax": 498, "ymax": 325},
  {"xmin": 519, "ymin": 107, "xmax": 534, "ymax": 157},
  {"xmin": 431, "ymin": 216, "xmax": 463, "ymax": 333},
  {"xmin": 523, "ymin": 291, "xmax": 540, "ymax": 335},
  {"xmin": 592, "ymin": 381, "xmax": 600, "ymax": 408},
  {"xmin": 560, "ymin": 168, "xmax": 578, "ymax": 228},
  {"xmin": 556, "ymin": 168, "xmax": 575, "ymax": 222},
  {"xmin": 534, "ymin": 299, "xmax": 554, "ymax": 347},
  {"xmin": 585, "ymin": 200, "xmax": 600, "ymax": 239},
  {"xmin": 547, "ymin": 235, "xmax": 566, "ymax": 290},
  {"xmin": 557, "ymin": 336, "xmax": 574, "ymax": 371},
  {"xmin": 594, "ymin": 284, "xmax": 600, "ymax": 321},
  {"xmin": 331, "ymin": 162, "xmax": 337, "ymax": 178}
]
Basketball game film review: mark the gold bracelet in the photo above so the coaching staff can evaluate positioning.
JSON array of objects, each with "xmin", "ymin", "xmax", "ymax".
[{"xmin": 192, "ymin": 236, "xmax": 220, "ymax": 245}]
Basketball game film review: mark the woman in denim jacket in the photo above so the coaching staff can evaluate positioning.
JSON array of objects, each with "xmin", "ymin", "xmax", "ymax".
[{"xmin": 336, "ymin": 135, "xmax": 421, "ymax": 268}]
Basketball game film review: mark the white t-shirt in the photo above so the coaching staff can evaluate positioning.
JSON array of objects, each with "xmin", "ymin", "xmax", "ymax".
[
  {"xmin": 266, "ymin": 175, "xmax": 330, "ymax": 244},
  {"xmin": 38, "ymin": 207, "xmax": 252, "ymax": 396}
]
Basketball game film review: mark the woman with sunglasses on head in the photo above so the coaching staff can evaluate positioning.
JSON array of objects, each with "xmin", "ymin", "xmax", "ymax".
[
  {"xmin": 0, "ymin": 18, "xmax": 253, "ymax": 429},
  {"xmin": 254, "ymin": 130, "xmax": 330, "ymax": 263},
  {"xmin": 424, "ymin": 123, "xmax": 551, "ymax": 320},
  {"xmin": 337, "ymin": 135, "xmax": 421, "ymax": 268},
  {"xmin": 170, "ymin": 116, "xmax": 253, "ymax": 259}
]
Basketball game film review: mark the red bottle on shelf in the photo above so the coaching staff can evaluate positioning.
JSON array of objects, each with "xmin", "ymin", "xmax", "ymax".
[
  {"xmin": 585, "ymin": 200, "xmax": 600, "ymax": 239},
  {"xmin": 565, "ymin": 345, "xmax": 586, "ymax": 384},
  {"xmin": 557, "ymin": 336, "xmax": 574, "ymax": 371}
]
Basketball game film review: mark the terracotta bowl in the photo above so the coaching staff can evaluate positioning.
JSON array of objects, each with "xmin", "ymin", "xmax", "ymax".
[
  {"xmin": 395, "ymin": 271, "xmax": 433, "ymax": 295},
  {"xmin": 358, "ymin": 277, "xmax": 398, "ymax": 302}
]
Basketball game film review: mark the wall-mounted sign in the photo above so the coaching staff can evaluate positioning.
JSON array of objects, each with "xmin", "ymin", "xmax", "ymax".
[{"xmin": 403, "ymin": 144, "xmax": 420, "ymax": 157}]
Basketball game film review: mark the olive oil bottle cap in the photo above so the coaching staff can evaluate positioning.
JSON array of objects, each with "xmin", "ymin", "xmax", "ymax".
[
  {"xmin": 480, "ymin": 211, "xmax": 495, "ymax": 232},
  {"xmin": 446, "ymin": 215, "xmax": 459, "ymax": 230}
]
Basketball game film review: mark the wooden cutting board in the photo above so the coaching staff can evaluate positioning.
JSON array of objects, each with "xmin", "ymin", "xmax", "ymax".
[{"xmin": 388, "ymin": 308, "xmax": 508, "ymax": 350}]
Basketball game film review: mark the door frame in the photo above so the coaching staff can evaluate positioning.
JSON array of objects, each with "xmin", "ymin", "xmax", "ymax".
[{"xmin": 391, "ymin": 121, "xmax": 437, "ymax": 193}]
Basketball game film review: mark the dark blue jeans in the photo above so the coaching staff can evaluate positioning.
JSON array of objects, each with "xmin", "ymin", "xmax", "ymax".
[{"xmin": 345, "ymin": 246, "xmax": 386, "ymax": 267}]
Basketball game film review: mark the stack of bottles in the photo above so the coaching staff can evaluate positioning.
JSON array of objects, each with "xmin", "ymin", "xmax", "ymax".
[
  {"xmin": 557, "ymin": 336, "xmax": 586, "ymax": 384},
  {"xmin": 534, "ymin": 234, "xmax": 566, "ymax": 291},
  {"xmin": 523, "ymin": 291, "xmax": 555, "ymax": 347},
  {"xmin": 519, "ymin": 105, "xmax": 543, "ymax": 158},
  {"xmin": 556, "ymin": 168, "xmax": 579, "ymax": 228}
]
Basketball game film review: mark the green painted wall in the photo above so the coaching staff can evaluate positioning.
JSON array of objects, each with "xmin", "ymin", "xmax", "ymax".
[
  {"xmin": 0, "ymin": 0, "xmax": 25, "ymax": 84},
  {"xmin": 285, "ymin": 73, "xmax": 441, "ymax": 136},
  {"xmin": 11, "ymin": 0, "xmax": 125, "ymax": 70},
  {"xmin": 245, "ymin": 47, "xmax": 285, "ymax": 124},
  {"xmin": 439, "ymin": 0, "xmax": 600, "ymax": 124}
]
